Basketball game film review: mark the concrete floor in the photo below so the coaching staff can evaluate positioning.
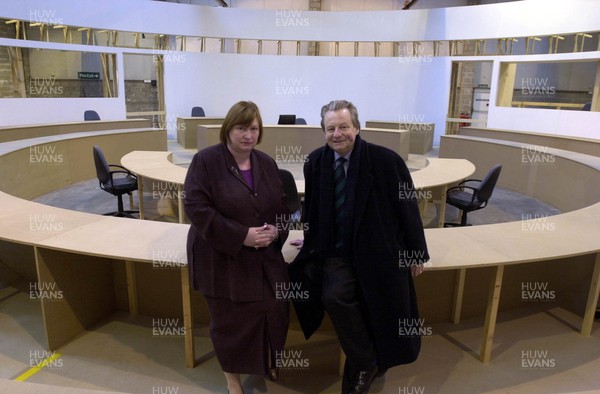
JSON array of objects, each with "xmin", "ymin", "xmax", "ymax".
[
  {"xmin": 2, "ymin": 282, "xmax": 600, "ymax": 393},
  {"xmin": 2, "ymin": 139, "xmax": 599, "ymax": 394}
]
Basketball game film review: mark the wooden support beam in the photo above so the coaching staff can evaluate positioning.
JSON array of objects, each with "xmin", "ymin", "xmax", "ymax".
[
  {"xmin": 549, "ymin": 35, "xmax": 564, "ymax": 54},
  {"xmin": 591, "ymin": 61, "xmax": 600, "ymax": 112},
  {"xmin": 525, "ymin": 36, "xmax": 541, "ymax": 54},
  {"xmin": 480, "ymin": 265, "xmax": 504, "ymax": 363},
  {"xmin": 581, "ymin": 253, "xmax": 600, "ymax": 336},
  {"xmin": 496, "ymin": 62, "xmax": 517, "ymax": 107},
  {"xmin": 452, "ymin": 268, "xmax": 467, "ymax": 324},
  {"xmin": 180, "ymin": 266, "xmax": 196, "ymax": 368},
  {"xmin": 125, "ymin": 261, "xmax": 138, "ymax": 316},
  {"xmin": 7, "ymin": 47, "xmax": 26, "ymax": 98}
]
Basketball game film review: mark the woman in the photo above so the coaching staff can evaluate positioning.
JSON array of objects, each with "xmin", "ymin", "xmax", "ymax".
[{"xmin": 183, "ymin": 101, "xmax": 290, "ymax": 394}]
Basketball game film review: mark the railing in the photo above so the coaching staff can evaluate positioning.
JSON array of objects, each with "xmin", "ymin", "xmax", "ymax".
[{"xmin": 511, "ymin": 101, "xmax": 587, "ymax": 110}]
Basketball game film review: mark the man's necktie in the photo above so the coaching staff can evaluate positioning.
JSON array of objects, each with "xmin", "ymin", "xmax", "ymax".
[{"xmin": 334, "ymin": 157, "xmax": 347, "ymax": 249}]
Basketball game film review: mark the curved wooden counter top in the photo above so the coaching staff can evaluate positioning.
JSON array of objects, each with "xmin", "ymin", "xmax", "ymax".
[
  {"xmin": 121, "ymin": 151, "xmax": 476, "ymax": 226},
  {"xmin": 0, "ymin": 125, "xmax": 598, "ymax": 369},
  {"xmin": 122, "ymin": 151, "xmax": 476, "ymax": 192}
]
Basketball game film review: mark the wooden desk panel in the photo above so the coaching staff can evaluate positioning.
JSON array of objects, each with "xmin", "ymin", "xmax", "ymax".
[
  {"xmin": 366, "ymin": 120, "xmax": 435, "ymax": 154},
  {"xmin": 440, "ymin": 135, "xmax": 600, "ymax": 213},
  {"xmin": 176, "ymin": 117, "xmax": 224, "ymax": 149},
  {"xmin": 0, "ymin": 129, "xmax": 167, "ymax": 200},
  {"xmin": 0, "ymin": 119, "xmax": 151, "ymax": 143},
  {"xmin": 460, "ymin": 126, "xmax": 600, "ymax": 158},
  {"xmin": 197, "ymin": 124, "xmax": 411, "ymax": 161}
]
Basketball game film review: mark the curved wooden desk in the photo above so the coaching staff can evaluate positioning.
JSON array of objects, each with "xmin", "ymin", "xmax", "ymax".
[
  {"xmin": 411, "ymin": 158, "xmax": 475, "ymax": 227},
  {"xmin": 121, "ymin": 151, "xmax": 188, "ymax": 223},
  {"xmin": 283, "ymin": 200, "xmax": 600, "ymax": 363},
  {"xmin": 459, "ymin": 126, "xmax": 600, "ymax": 158},
  {"xmin": 0, "ymin": 119, "xmax": 151, "ymax": 144},
  {"xmin": 121, "ymin": 144, "xmax": 600, "ymax": 364},
  {"xmin": 121, "ymin": 151, "xmax": 475, "ymax": 227},
  {"xmin": 440, "ymin": 135, "xmax": 600, "ymax": 212},
  {"xmin": 0, "ymin": 126, "xmax": 197, "ymax": 367},
  {"xmin": 0, "ymin": 125, "xmax": 598, "ymax": 375}
]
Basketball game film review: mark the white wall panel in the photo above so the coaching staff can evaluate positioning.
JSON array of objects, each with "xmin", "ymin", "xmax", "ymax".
[
  {"xmin": 0, "ymin": 98, "xmax": 125, "ymax": 125},
  {"xmin": 163, "ymin": 52, "xmax": 451, "ymax": 143},
  {"xmin": 1, "ymin": 0, "xmax": 598, "ymax": 42}
]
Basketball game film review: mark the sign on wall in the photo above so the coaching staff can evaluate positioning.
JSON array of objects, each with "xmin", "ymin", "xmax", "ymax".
[{"xmin": 78, "ymin": 72, "xmax": 100, "ymax": 80}]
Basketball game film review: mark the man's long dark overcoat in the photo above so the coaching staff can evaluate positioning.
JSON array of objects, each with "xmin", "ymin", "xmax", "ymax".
[{"xmin": 289, "ymin": 135, "xmax": 429, "ymax": 369}]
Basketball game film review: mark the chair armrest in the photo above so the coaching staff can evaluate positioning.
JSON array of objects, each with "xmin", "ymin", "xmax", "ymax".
[
  {"xmin": 108, "ymin": 169, "xmax": 138, "ymax": 184},
  {"xmin": 458, "ymin": 178, "xmax": 482, "ymax": 186},
  {"xmin": 447, "ymin": 185, "xmax": 479, "ymax": 204},
  {"xmin": 109, "ymin": 164, "xmax": 134, "ymax": 174}
]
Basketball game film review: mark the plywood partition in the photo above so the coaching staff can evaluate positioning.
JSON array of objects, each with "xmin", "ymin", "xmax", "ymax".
[
  {"xmin": 365, "ymin": 120, "xmax": 434, "ymax": 154},
  {"xmin": 177, "ymin": 117, "xmax": 224, "ymax": 149},
  {"xmin": 0, "ymin": 129, "xmax": 167, "ymax": 200},
  {"xmin": 197, "ymin": 124, "xmax": 410, "ymax": 160},
  {"xmin": 439, "ymin": 135, "xmax": 600, "ymax": 212},
  {"xmin": 0, "ymin": 119, "xmax": 151, "ymax": 143},
  {"xmin": 459, "ymin": 127, "xmax": 600, "ymax": 157},
  {"xmin": 34, "ymin": 247, "xmax": 116, "ymax": 351}
]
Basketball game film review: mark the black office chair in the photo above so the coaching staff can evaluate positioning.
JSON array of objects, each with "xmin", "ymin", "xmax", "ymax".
[
  {"xmin": 582, "ymin": 102, "xmax": 592, "ymax": 111},
  {"xmin": 93, "ymin": 145, "xmax": 139, "ymax": 218},
  {"xmin": 444, "ymin": 164, "xmax": 502, "ymax": 227},
  {"xmin": 278, "ymin": 169, "xmax": 301, "ymax": 222},
  {"xmin": 191, "ymin": 106, "xmax": 205, "ymax": 117},
  {"xmin": 84, "ymin": 110, "xmax": 100, "ymax": 121},
  {"xmin": 295, "ymin": 118, "xmax": 307, "ymax": 125}
]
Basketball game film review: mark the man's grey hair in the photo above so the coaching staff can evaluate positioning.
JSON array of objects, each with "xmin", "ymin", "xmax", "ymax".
[{"xmin": 320, "ymin": 100, "xmax": 360, "ymax": 131}]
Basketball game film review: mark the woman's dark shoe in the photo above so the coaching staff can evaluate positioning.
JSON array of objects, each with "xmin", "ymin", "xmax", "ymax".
[{"xmin": 268, "ymin": 368, "xmax": 279, "ymax": 381}]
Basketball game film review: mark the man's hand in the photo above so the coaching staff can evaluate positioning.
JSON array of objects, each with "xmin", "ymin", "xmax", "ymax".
[
  {"xmin": 289, "ymin": 239, "xmax": 304, "ymax": 250},
  {"xmin": 411, "ymin": 264, "xmax": 425, "ymax": 277}
]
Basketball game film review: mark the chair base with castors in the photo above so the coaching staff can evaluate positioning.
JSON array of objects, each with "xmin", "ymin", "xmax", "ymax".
[{"xmin": 102, "ymin": 191, "xmax": 138, "ymax": 218}]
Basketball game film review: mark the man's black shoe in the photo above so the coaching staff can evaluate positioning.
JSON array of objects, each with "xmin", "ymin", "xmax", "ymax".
[{"xmin": 348, "ymin": 366, "xmax": 378, "ymax": 394}]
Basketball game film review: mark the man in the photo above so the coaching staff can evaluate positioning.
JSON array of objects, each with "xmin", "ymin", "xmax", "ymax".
[{"xmin": 289, "ymin": 100, "xmax": 429, "ymax": 394}]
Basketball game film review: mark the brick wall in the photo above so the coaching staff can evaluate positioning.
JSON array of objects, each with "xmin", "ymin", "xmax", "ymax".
[{"xmin": 125, "ymin": 80, "xmax": 159, "ymax": 112}]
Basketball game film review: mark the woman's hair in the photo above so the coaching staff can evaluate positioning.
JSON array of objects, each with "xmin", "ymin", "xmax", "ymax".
[
  {"xmin": 320, "ymin": 100, "xmax": 360, "ymax": 131},
  {"xmin": 220, "ymin": 101, "xmax": 263, "ymax": 144}
]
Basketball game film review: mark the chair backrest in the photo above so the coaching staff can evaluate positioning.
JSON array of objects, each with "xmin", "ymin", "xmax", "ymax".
[
  {"xmin": 278, "ymin": 169, "xmax": 300, "ymax": 213},
  {"xmin": 295, "ymin": 118, "xmax": 307, "ymax": 125},
  {"xmin": 278, "ymin": 114, "xmax": 296, "ymax": 125},
  {"xmin": 476, "ymin": 164, "xmax": 502, "ymax": 204},
  {"xmin": 582, "ymin": 102, "xmax": 592, "ymax": 111},
  {"xmin": 93, "ymin": 145, "xmax": 111, "ymax": 185},
  {"xmin": 84, "ymin": 110, "xmax": 100, "ymax": 121},
  {"xmin": 191, "ymin": 106, "xmax": 205, "ymax": 117}
]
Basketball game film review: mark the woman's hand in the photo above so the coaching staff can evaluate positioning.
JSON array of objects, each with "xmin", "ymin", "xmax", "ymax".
[{"xmin": 243, "ymin": 224, "xmax": 278, "ymax": 249}]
